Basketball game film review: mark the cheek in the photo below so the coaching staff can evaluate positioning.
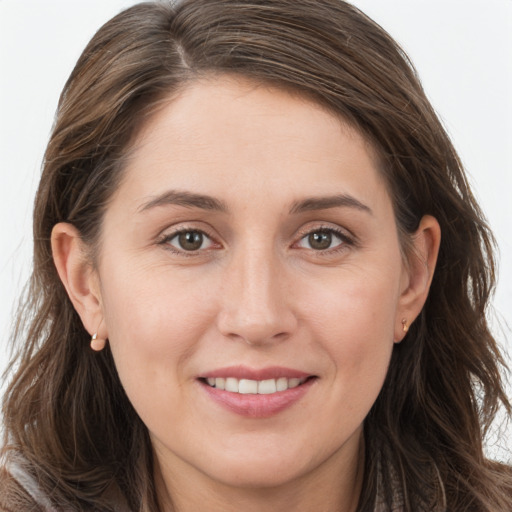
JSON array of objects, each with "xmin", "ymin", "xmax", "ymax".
[
  {"xmin": 299, "ymin": 264, "xmax": 400, "ymax": 399},
  {"xmin": 301, "ymin": 263, "xmax": 400, "ymax": 343},
  {"xmin": 98, "ymin": 263, "xmax": 223, "ymax": 433},
  {"xmin": 99, "ymin": 262, "xmax": 218, "ymax": 379}
]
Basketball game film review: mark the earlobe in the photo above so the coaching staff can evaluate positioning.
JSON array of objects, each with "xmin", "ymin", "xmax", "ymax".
[
  {"xmin": 51, "ymin": 222, "xmax": 106, "ymax": 339},
  {"xmin": 395, "ymin": 215, "xmax": 441, "ymax": 342},
  {"xmin": 90, "ymin": 332, "xmax": 107, "ymax": 352}
]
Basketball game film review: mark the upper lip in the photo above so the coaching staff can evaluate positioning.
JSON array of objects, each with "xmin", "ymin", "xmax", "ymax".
[{"xmin": 199, "ymin": 365, "xmax": 313, "ymax": 381}]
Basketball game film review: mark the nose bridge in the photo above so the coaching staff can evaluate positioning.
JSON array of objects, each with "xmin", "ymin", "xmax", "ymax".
[{"xmin": 217, "ymin": 240, "xmax": 295, "ymax": 344}]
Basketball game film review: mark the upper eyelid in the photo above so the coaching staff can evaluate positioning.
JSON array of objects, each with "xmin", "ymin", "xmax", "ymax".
[
  {"xmin": 159, "ymin": 229, "xmax": 217, "ymax": 246},
  {"xmin": 157, "ymin": 222, "xmax": 218, "ymax": 240},
  {"xmin": 294, "ymin": 223, "xmax": 354, "ymax": 240},
  {"xmin": 157, "ymin": 228, "xmax": 221, "ymax": 257},
  {"xmin": 292, "ymin": 224, "xmax": 358, "ymax": 253}
]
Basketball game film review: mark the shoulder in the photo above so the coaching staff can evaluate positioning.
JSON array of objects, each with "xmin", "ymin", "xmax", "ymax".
[
  {"xmin": 0, "ymin": 465, "xmax": 45, "ymax": 512},
  {"xmin": 0, "ymin": 452, "xmax": 133, "ymax": 512},
  {"xmin": 0, "ymin": 454, "xmax": 53, "ymax": 512}
]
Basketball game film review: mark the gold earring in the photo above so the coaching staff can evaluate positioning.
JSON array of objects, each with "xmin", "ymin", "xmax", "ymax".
[
  {"xmin": 90, "ymin": 332, "xmax": 106, "ymax": 352},
  {"xmin": 401, "ymin": 318, "xmax": 409, "ymax": 333}
]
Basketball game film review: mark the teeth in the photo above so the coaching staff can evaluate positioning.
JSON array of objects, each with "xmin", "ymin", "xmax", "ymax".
[
  {"xmin": 276, "ymin": 377, "xmax": 288, "ymax": 391},
  {"xmin": 225, "ymin": 377, "xmax": 238, "ymax": 392},
  {"xmin": 258, "ymin": 379, "xmax": 276, "ymax": 394},
  {"xmin": 288, "ymin": 378, "xmax": 301, "ymax": 389},
  {"xmin": 205, "ymin": 377, "xmax": 307, "ymax": 394},
  {"xmin": 239, "ymin": 379, "xmax": 258, "ymax": 394}
]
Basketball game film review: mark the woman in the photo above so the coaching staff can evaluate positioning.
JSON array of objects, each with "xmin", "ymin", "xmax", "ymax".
[{"xmin": 1, "ymin": 0, "xmax": 510, "ymax": 510}]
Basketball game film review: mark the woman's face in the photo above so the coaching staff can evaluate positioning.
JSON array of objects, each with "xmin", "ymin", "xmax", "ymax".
[{"xmin": 91, "ymin": 77, "xmax": 418, "ymax": 490}]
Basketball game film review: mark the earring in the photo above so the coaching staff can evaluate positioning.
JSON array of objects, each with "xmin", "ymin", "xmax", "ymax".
[
  {"xmin": 401, "ymin": 318, "xmax": 409, "ymax": 333},
  {"xmin": 90, "ymin": 332, "xmax": 106, "ymax": 352}
]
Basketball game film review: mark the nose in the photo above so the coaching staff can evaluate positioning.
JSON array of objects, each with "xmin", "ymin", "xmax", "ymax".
[{"xmin": 216, "ymin": 247, "xmax": 297, "ymax": 346}]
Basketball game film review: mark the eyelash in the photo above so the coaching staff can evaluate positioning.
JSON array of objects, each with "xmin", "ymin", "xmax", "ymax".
[
  {"xmin": 157, "ymin": 227, "xmax": 218, "ymax": 257},
  {"xmin": 157, "ymin": 225, "xmax": 355, "ymax": 256},
  {"xmin": 294, "ymin": 225, "xmax": 355, "ymax": 255}
]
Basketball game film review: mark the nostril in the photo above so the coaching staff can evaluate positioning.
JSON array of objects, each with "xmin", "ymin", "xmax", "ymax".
[
  {"xmin": 240, "ymin": 330, "xmax": 291, "ymax": 346},
  {"xmin": 217, "ymin": 313, "xmax": 296, "ymax": 346}
]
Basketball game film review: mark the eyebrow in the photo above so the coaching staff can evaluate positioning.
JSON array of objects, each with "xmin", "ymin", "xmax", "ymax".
[
  {"xmin": 289, "ymin": 194, "xmax": 373, "ymax": 215},
  {"xmin": 138, "ymin": 190, "xmax": 228, "ymax": 213},
  {"xmin": 138, "ymin": 189, "xmax": 372, "ymax": 216}
]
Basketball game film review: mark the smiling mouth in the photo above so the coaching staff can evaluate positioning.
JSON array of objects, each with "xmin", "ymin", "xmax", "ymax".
[{"xmin": 200, "ymin": 376, "xmax": 315, "ymax": 395}]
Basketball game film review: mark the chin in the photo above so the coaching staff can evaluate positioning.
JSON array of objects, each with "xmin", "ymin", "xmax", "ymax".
[
  {"xmin": 209, "ymin": 462, "xmax": 306, "ymax": 490},
  {"xmin": 197, "ymin": 439, "xmax": 328, "ymax": 490}
]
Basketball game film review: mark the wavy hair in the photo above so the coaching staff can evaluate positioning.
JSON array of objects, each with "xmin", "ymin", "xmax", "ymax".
[{"xmin": 2, "ymin": 1, "xmax": 511, "ymax": 510}]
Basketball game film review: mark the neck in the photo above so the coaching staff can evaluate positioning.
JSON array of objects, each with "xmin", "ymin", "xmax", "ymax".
[{"xmin": 153, "ymin": 431, "xmax": 365, "ymax": 512}]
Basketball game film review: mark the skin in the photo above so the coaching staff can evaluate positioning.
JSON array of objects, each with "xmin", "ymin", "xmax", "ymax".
[{"xmin": 52, "ymin": 76, "xmax": 440, "ymax": 512}]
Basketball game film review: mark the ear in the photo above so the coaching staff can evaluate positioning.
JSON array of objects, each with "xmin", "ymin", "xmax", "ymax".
[
  {"xmin": 51, "ymin": 222, "xmax": 107, "ymax": 340},
  {"xmin": 395, "ymin": 215, "xmax": 441, "ymax": 342}
]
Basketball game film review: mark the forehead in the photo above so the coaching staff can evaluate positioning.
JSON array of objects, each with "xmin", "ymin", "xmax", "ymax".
[{"xmin": 116, "ymin": 76, "xmax": 390, "ymax": 214}]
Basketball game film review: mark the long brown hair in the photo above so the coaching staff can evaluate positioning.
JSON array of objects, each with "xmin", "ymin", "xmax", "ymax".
[{"xmin": 2, "ymin": 1, "xmax": 511, "ymax": 510}]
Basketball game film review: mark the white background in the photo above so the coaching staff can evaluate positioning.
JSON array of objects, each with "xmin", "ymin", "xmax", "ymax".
[{"xmin": 1, "ymin": 1, "xmax": 511, "ymax": 451}]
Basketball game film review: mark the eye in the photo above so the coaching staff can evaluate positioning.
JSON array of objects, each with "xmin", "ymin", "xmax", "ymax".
[
  {"xmin": 296, "ymin": 228, "xmax": 348, "ymax": 251},
  {"xmin": 166, "ymin": 230, "xmax": 215, "ymax": 252}
]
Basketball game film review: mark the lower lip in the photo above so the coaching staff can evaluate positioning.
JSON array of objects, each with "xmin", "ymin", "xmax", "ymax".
[{"xmin": 199, "ymin": 378, "xmax": 316, "ymax": 418}]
